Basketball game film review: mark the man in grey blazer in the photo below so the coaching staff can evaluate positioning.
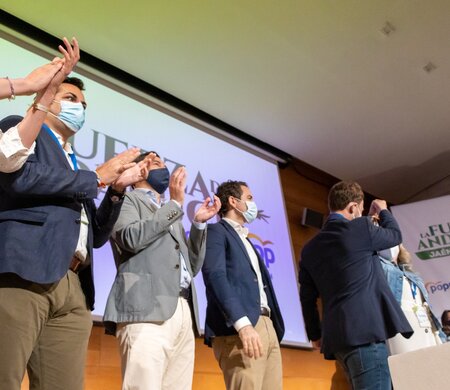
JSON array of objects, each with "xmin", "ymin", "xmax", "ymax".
[{"xmin": 103, "ymin": 151, "xmax": 220, "ymax": 390}]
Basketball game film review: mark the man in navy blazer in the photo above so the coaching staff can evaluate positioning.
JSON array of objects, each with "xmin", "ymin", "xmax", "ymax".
[
  {"xmin": 0, "ymin": 76, "xmax": 147, "ymax": 390},
  {"xmin": 299, "ymin": 181, "xmax": 413, "ymax": 390},
  {"xmin": 202, "ymin": 180, "xmax": 284, "ymax": 390}
]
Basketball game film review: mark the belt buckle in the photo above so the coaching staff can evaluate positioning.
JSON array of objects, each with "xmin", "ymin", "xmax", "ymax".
[{"xmin": 260, "ymin": 307, "xmax": 270, "ymax": 317}]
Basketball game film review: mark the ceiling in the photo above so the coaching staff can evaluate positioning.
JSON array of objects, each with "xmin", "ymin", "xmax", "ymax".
[{"xmin": 1, "ymin": 0, "xmax": 449, "ymax": 204}]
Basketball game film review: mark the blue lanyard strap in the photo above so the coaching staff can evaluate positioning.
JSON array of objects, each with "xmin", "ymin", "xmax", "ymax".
[
  {"xmin": 42, "ymin": 124, "xmax": 78, "ymax": 171},
  {"xmin": 411, "ymin": 282, "xmax": 418, "ymax": 300}
]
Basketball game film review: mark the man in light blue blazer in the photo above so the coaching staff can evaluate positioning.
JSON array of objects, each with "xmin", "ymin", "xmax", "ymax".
[{"xmin": 103, "ymin": 152, "xmax": 220, "ymax": 390}]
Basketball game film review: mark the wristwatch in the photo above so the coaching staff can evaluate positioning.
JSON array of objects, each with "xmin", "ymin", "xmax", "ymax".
[{"xmin": 109, "ymin": 187, "xmax": 125, "ymax": 202}]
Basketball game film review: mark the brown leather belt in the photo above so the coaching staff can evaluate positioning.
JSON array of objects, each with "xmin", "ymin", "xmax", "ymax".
[
  {"xmin": 179, "ymin": 287, "xmax": 190, "ymax": 300},
  {"xmin": 260, "ymin": 307, "xmax": 271, "ymax": 317},
  {"xmin": 69, "ymin": 256, "xmax": 83, "ymax": 273}
]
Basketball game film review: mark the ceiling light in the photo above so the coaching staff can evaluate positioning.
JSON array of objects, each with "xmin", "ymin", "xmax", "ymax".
[
  {"xmin": 381, "ymin": 21, "xmax": 396, "ymax": 36},
  {"xmin": 423, "ymin": 62, "xmax": 437, "ymax": 73}
]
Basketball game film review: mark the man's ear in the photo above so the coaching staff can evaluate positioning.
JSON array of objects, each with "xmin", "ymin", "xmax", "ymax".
[{"xmin": 347, "ymin": 202, "xmax": 356, "ymax": 216}]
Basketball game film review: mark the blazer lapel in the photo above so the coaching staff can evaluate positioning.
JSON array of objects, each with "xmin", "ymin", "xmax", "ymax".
[
  {"xmin": 40, "ymin": 126, "xmax": 73, "ymax": 171},
  {"xmin": 133, "ymin": 190, "xmax": 159, "ymax": 216},
  {"xmin": 220, "ymin": 219, "xmax": 256, "ymax": 273}
]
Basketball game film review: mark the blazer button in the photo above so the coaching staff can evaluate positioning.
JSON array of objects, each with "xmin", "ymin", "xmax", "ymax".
[
  {"xmin": 75, "ymin": 218, "xmax": 81, "ymax": 224},
  {"xmin": 254, "ymin": 278, "xmax": 258, "ymax": 282},
  {"xmin": 175, "ymin": 244, "xmax": 180, "ymax": 250},
  {"xmin": 175, "ymin": 264, "xmax": 180, "ymax": 269}
]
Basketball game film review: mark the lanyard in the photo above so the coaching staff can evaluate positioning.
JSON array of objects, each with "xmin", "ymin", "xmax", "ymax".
[
  {"xmin": 411, "ymin": 282, "xmax": 418, "ymax": 301},
  {"xmin": 42, "ymin": 124, "xmax": 78, "ymax": 171}
]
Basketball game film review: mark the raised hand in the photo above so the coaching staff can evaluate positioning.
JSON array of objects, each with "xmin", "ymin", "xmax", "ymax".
[
  {"xmin": 45, "ymin": 37, "xmax": 80, "ymax": 91},
  {"xmin": 194, "ymin": 195, "xmax": 221, "ymax": 223},
  {"xmin": 112, "ymin": 153, "xmax": 156, "ymax": 192},
  {"xmin": 369, "ymin": 199, "xmax": 388, "ymax": 216},
  {"xmin": 96, "ymin": 148, "xmax": 141, "ymax": 186},
  {"xmin": 19, "ymin": 60, "xmax": 64, "ymax": 95},
  {"xmin": 169, "ymin": 166, "xmax": 187, "ymax": 205}
]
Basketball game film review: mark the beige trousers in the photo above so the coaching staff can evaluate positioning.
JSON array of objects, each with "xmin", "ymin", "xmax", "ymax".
[
  {"xmin": 212, "ymin": 316, "xmax": 283, "ymax": 390},
  {"xmin": 116, "ymin": 297, "xmax": 195, "ymax": 390},
  {"xmin": 0, "ymin": 271, "xmax": 92, "ymax": 390}
]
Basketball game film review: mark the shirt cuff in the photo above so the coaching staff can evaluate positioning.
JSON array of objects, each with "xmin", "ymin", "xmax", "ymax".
[
  {"xmin": 233, "ymin": 316, "xmax": 252, "ymax": 332},
  {"xmin": 171, "ymin": 199, "xmax": 182, "ymax": 208},
  {"xmin": 192, "ymin": 221, "xmax": 206, "ymax": 230},
  {"xmin": 0, "ymin": 126, "xmax": 35, "ymax": 157},
  {"xmin": 0, "ymin": 127, "xmax": 35, "ymax": 173}
]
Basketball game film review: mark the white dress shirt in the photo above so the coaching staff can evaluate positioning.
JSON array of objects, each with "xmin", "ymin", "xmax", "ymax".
[
  {"xmin": 135, "ymin": 187, "xmax": 206, "ymax": 289},
  {"xmin": 49, "ymin": 129, "xmax": 89, "ymax": 262},
  {"xmin": 222, "ymin": 218, "xmax": 270, "ymax": 332},
  {"xmin": 0, "ymin": 126, "xmax": 35, "ymax": 173}
]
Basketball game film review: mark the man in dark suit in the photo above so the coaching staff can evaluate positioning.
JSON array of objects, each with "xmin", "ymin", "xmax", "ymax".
[
  {"xmin": 202, "ymin": 180, "xmax": 285, "ymax": 390},
  {"xmin": 299, "ymin": 181, "xmax": 413, "ymax": 390},
  {"xmin": 0, "ymin": 76, "xmax": 148, "ymax": 390}
]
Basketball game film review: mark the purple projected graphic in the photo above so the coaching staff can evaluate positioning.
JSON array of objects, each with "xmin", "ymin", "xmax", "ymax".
[{"xmin": 1, "ymin": 35, "xmax": 309, "ymax": 346}]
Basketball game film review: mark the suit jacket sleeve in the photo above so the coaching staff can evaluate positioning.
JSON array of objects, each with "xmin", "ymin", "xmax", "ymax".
[
  {"xmin": 89, "ymin": 187, "xmax": 124, "ymax": 248},
  {"xmin": 113, "ymin": 197, "xmax": 183, "ymax": 254},
  {"xmin": 0, "ymin": 155, "xmax": 98, "ymax": 200},
  {"xmin": 298, "ymin": 258, "xmax": 322, "ymax": 341},
  {"xmin": 186, "ymin": 223, "xmax": 206, "ymax": 277},
  {"xmin": 202, "ymin": 224, "xmax": 249, "ymax": 324},
  {"xmin": 367, "ymin": 209, "xmax": 402, "ymax": 251}
]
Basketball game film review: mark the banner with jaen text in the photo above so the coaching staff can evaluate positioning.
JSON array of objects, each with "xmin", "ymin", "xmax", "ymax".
[{"xmin": 391, "ymin": 195, "xmax": 450, "ymax": 320}]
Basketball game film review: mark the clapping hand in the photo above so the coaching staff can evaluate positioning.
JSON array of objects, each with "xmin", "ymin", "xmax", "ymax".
[
  {"xmin": 96, "ymin": 148, "xmax": 141, "ymax": 186},
  {"xmin": 112, "ymin": 153, "xmax": 155, "ymax": 192},
  {"xmin": 194, "ymin": 195, "xmax": 221, "ymax": 223},
  {"xmin": 169, "ymin": 166, "xmax": 187, "ymax": 205}
]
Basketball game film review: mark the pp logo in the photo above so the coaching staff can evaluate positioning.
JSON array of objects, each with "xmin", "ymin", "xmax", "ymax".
[{"xmin": 249, "ymin": 233, "xmax": 275, "ymax": 269}]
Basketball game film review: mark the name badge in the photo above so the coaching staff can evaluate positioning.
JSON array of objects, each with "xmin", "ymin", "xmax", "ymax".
[{"xmin": 413, "ymin": 305, "xmax": 431, "ymax": 328}]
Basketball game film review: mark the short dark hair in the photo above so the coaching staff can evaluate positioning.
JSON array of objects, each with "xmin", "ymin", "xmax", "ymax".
[
  {"xmin": 216, "ymin": 180, "xmax": 248, "ymax": 217},
  {"xmin": 441, "ymin": 310, "xmax": 450, "ymax": 326},
  {"xmin": 133, "ymin": 151, "xmax": 160, "ymax": 163},
  {"xmin": 328, "ymin": 181, "xmax": 364, "ymax": 212},
  {"xmin": 63, "ymin": 76, "xmax": 85, "ymax": 91}
]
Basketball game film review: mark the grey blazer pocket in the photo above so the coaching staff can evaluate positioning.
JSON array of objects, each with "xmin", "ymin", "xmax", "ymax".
[{"xmin": 115, "ymin": 272, "xmax": 154, "ymax": 314}]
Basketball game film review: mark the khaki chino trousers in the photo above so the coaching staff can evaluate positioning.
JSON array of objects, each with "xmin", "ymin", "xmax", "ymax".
[{"xmin": 0, "ymin": 271, "xmax": 92, "ymax": 390}]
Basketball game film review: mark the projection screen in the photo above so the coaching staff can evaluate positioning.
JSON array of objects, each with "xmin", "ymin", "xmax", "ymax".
[{"xmin": 0, "ymin": 31, "xmax": 309, "ymax": 347}]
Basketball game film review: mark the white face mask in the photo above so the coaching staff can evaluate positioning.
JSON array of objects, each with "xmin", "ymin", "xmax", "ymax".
[
  {"xmin": 352, "ymin": 203, "xmax": 363, "ymax": 219},
  {"xmin": 379, "ymin": 245, "xmax": 400, "ymax": 262},
  {"xmin": 234, "ymin": 198, "xmax": 258, "ymax": 224}
]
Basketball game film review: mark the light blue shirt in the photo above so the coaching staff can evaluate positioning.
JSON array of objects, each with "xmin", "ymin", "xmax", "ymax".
[{"xmin": 136, "ymin": 188, "xmax": 205, "ymax": 289}]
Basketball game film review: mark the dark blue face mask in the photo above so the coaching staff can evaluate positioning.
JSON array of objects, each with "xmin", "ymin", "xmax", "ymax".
[{"xmin": 146, "ymin": 167, "xmax": 170, "ymax": 194}]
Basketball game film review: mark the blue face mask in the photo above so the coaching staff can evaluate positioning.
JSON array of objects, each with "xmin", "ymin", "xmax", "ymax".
[
  {"xmin": 147, "ymin": 167, "xmax": 170, "ymax": 194},
  {"xmin": 51, "ymin": 100, "xmax": 86, "ymax": 133},
  {"xmin": 234, "ymin": 198, "xmax": 258, "ymax": 224}
]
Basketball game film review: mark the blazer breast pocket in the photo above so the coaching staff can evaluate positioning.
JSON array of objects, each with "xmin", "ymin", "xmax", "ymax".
[{"xmin": 114, "ymin": 272, "xmax": 154, "ymax": 314}]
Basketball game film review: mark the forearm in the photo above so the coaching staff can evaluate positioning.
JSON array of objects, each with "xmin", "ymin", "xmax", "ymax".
[
  {"xmin": 0, "ymin": 162, "xmax": 98, "ymax": 198},
  {"xmin": 92, "ymin": 189, "xmax": 124, "ymax": 247},
  {"xmin": 0, "ymin": 77, "xmax": 39, "ymax": 99},
  {"xmin": 188, "ymin": 223, "xmax": 207, "ymax": 276},
  {"xmin": 18, "ymin": 84, "xmax": 59, "ymax": 148}
]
